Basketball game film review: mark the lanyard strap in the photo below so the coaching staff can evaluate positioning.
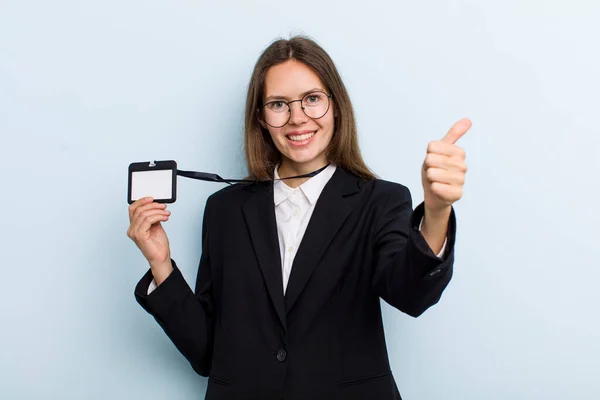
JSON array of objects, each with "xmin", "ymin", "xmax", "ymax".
[{"xmin": 176, "ymin": 163, "xmax": 330, "ymax": 185}]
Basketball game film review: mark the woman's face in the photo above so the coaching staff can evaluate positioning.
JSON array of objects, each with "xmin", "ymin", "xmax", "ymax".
[{"xmin": 262, "ymin": 59, "xmax": 335, "ymax": 174}]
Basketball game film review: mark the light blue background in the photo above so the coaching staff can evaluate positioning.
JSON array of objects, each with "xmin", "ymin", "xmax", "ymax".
[{"xmin": 1, "ymin": 1, "xmax": 599, "ymax": 399}]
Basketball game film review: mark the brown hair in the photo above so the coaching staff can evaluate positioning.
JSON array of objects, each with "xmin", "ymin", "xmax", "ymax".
[{"xmin": 244, "ymin": 35, "xmax": 376, "ymax": 181}]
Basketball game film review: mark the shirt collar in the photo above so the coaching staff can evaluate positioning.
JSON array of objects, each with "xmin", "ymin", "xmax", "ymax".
[{"xmin": 273, "ymin": 163, "xmax": 337, "ymax": 206}]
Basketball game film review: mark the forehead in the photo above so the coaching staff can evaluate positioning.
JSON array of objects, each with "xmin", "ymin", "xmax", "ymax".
[{"xmin": 264, "ymin": 59, "xmax": 326, "ymax": 98}]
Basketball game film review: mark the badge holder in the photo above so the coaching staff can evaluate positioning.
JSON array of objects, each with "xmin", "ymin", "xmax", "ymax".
[
  {"xmin": 128, "ymin": 160, "xmax": 178, "ymax": 204},
  {"xmin": 127, "ymin": 160, "xmax": 330, "ymax": 204}
]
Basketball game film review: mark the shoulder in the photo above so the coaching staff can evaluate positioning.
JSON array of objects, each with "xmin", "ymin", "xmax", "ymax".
[
  {"xmin": 352, "ymin": 172, "xmax": 412, "ymax": 205},
  {"xmin": 345, "ymin": 174, "xmax": 417, "ymax": 233},
  {"xmin": 368, "ymin": 178, "xmax": 411, "ymax": 197},
  {"xmin": 333, "ymin": 168, "xmax": 413, "ymax": 218},
  {"xmin": 204, "ymin": 181, "xmax": 268, "ymax": 211},
  {"xmin": 207, "ymin": 182, "xmax": 250, "ymax": 201}
]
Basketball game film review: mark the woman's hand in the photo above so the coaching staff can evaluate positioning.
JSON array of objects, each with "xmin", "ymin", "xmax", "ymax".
[
  {"xmin": 127, "ymin": 197, "xmax": 173, "ymax": 284},
  {"xmin": 419, "ymin": 118, "xmax": 470, "ymax": 254},
  {"xmin": 421, "ymin": 118, "xmax": 470, "ymax": 214}
]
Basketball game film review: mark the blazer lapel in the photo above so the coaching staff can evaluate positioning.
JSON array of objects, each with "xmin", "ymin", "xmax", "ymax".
[
  {"xmin": 242, "ymin": 184, "xmax": 287, "ymax": 330},
  {"xmin": 284, "ymin": 168, "xmax": 362, "ymax": 314}
]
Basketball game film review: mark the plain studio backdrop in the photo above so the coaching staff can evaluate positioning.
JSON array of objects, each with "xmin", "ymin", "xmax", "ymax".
[{"xmin": 1, "ymin": 1, "xmax": 598, "ymax": 399}]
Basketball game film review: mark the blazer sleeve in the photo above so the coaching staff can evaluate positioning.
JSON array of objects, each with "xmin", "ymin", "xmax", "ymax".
[
  {"xmin": 134, "ymin": 198, "xmax": 215, "ymax": 376},
  {"xmin": 371, "ymin": 184, "xmax": 456, "ymax": 317}
]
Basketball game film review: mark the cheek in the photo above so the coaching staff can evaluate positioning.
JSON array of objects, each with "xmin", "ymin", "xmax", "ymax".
[
  {"xmin": 267, "ymin": 127, "xmax": 283, "ymax": 142},
  {"xmin": 319, "ymin": 114, "xmax": 336, "ymax": 137},
  {"xmin": 266, "ymin": 127, "xmax": 288, "ymax": 153}
]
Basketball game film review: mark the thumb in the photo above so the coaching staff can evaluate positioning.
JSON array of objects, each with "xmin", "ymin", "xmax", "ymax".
[{"xmin": 441, "ymin": 118, "xmax": 472, "ymax": 144}]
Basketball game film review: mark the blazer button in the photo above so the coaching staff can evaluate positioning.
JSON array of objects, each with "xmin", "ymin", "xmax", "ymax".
[{"xmin": 276, "ymin": 349, "xmax": 287, "ymax": 362}]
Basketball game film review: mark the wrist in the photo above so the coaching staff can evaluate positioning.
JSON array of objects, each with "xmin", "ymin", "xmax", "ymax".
[
  {"xmin": 150, "ymin": 259, "xmax": 174, "ymax": 285},
  {"xmin": 424, "ymin": 204, "xmax": 451, "ymax": 221}
]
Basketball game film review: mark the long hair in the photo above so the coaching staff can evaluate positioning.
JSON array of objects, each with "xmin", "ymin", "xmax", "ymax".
[{"xmin": 244, "ymin": 36, "xmax": 376, "ymax": 181}]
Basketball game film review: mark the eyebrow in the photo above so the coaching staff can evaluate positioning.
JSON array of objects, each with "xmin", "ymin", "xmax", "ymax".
[{"xmin": 264, "ymin": 88, "xmax": 325, "ymax": 103}]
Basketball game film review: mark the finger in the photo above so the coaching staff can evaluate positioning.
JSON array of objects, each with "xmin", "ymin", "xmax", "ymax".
[
  {"xmin": 427, "ymin": 141, "xmax": 466, "ymax": 158},
  {"xmin": 128, "ymin": 197, "xmax": 155, "ymax": 220},
  {"xmin": 424, "ymin": 154, "xmax": 467, "ymax": 172},
  {"xmin": 425, "ymin": 168, "xmax": 465, "ymax": 186},
  {"xmin": 424, "ymin": 153, "xmax": 458, "ymax": 170},
  {"xmin": 131, "ymin": 212, "xmax": 170, "ymax": 241},
  {"xmin": 424, "ymin": 153, "xmax": 446, "ymax": 170},
  {"xmin": 133, "ymin": 207, "xmax": 170, "ymax": 230},
  {"xmin": 441, "ymin": 118, "xmax": 472, "ymax": 144},
  {"xmin": 131, "ymin": 201, "xmax": 167, "ymax": 223},
  {"xmin": 137, "ymin": 213, "xmax": 170, "ymax": 236},
  {"xmin": 132, "ymin": 209, "xmax": 171, "ymax": 236}
]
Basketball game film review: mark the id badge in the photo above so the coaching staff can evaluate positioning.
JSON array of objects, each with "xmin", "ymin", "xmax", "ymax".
[{"xmin": 127, "ymin": 160, "xmax": 177, "ymax": 204}]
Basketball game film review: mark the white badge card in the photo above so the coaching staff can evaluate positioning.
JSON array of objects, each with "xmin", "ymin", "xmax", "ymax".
[{"xmin": 128, "ymin": 160, "xmax": 177, "ymax": 204}]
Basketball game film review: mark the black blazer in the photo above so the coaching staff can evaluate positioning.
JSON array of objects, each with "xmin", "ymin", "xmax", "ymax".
[{"xmin": 135, "ymin": 167, "xmax": 456, "ymax": 400}]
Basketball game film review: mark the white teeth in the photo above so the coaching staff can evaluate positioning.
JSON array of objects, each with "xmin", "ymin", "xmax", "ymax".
[{"xmin": 288, "ymin": 132, "xmax": 316, "ymax": 141}]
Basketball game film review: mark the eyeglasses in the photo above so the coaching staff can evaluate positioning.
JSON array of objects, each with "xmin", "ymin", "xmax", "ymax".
[{"xmin": 259, "ymin": 91, "xmax": 332, "ymax": 128}]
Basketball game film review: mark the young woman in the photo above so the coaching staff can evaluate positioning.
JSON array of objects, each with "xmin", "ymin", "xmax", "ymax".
[{"xmin": 127, "ymin": 36, "xmax": 470, "ymax": 400}]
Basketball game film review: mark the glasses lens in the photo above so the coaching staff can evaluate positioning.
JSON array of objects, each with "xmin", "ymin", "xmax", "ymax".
[
  {"xmin": 302, "ymin": 92, "xmax": 329, "ymax": 119},
  {"xmin": 264, "ymin": 101, "xmax": 289, "ymax": 127}
]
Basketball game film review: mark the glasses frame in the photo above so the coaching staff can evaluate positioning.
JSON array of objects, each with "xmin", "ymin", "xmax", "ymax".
[{"xmin": 258, "ymin": 91, "xmax": 333, "ymax": 128}]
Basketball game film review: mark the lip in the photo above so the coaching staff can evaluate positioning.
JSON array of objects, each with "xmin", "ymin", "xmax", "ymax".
[
  {"xmin": 285, "ymin": 130, "xmax": 317, "ymax": 147},
  {"xmin": 286, "ymin": 130, "xmax": 315, "ymax": 136}
]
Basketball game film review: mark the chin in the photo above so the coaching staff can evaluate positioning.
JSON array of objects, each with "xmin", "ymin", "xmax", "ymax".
[{"xmin": 283, "ymin": 150, "xmax": 326, "ymax": 166}]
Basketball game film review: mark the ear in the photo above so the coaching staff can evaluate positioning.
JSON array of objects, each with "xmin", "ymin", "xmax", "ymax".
[{"xmin": 256, "ymin": 108, "xmax": 267, "ymax": 129}]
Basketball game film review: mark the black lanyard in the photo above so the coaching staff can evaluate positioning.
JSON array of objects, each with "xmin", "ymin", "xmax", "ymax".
[{"xmin": 176, "ymin": 163, "xmax": 330, "ymax": 185}]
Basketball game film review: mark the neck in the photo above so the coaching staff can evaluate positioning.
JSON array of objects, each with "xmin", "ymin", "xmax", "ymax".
[{"xmin": 277, "ymin": 158, "xmax": 328, "ymax": 188}]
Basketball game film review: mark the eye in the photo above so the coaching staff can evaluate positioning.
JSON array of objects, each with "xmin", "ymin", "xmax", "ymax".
[
  {"xmin": 266, "ymin": 101, "xmax": 287, "ymax": 111},
  {"xmin": 304, "ymin": 93, "xmax": 324, "ymax": 105}
]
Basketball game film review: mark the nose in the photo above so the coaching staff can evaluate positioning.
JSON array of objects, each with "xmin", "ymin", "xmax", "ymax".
[{"xmin": 288, "ymin": 100, "xmax": 308, "ymax": 125}]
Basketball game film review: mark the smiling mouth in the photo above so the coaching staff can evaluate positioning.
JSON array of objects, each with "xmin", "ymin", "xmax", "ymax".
[{"xmin": 286, "ymin": 131, "xmax": 316, "ymax": 142}]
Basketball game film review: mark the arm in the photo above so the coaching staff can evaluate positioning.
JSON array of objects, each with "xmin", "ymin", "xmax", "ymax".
[
  {"xmin": 419, "ymin": 216, "xmax": 447, "ymax": 258},
  {"xmin": 420, "ymin": 206, "xmax": 451, "ymax": 256},
  {"xmin": 371, "ymin": 185, "xmax": 456, "ymax": 317},
  {"xmin": 134, "ymin": 198, "xmax": 215, "ymax": 376}
]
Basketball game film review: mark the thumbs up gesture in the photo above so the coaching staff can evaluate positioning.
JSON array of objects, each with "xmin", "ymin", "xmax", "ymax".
[{"xmin": 421, "ymin": 118, "xmax": 471, "ymax": 214}]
